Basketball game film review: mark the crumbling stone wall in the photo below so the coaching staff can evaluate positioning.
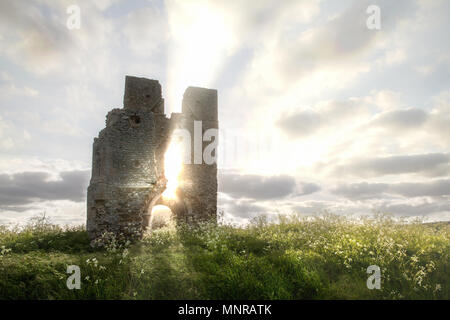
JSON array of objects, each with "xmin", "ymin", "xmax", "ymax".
[
  {"xmin": 87, "ymin": 76, "xmax": 218, "ymax": 240},
  {"xmin": 178, "ymin": 87, "xmax": 218, "ymax": 221}
]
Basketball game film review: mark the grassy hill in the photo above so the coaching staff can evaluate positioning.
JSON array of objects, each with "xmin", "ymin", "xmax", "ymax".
[{"xmin": 0, "ymin": 214, "xmax": 448, "ymax": 300}]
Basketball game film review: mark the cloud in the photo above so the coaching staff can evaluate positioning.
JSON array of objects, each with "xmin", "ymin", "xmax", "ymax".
[
  {"xmin": 217, "ymin": 175, "xmax": 320, "ymax": 219},
  {"xmin": 0, "ymin": 1, "xmax": 72, "ymax": 74},
  {"xmin": 372, "ymin": 108, "xmax": 428, "ymax": 130},
  {"xmin": 248, "ymin": 0, "xmax": 414, "ymax": 91},
  {"xmin": 0, "ymin": 0, "xmax": 449, "ymax": 224},
  {"xmin": 0, "ymin": 116, "xmax": 14, "ymax": 150},
  {"xmin": 219, "ymin": 172, "xmax": 297, "ymax": 200},
  {"xmin": 378, "ymin": 201, "xmax": 450, "ymax": 217},
  {"xmin": 425, "ymin": 91, "xmax": 450, "ymax": 147},
  {"xmin": 224, "ymin": 199, "xmax": 267, "ymax": 219},
  {"xmin": 276, "ymin": 98, "xmax": 371, "ymax": 139},
  {"xmin": 297, "ymin": 182, "xmax": 321, "ymax": 196},
  {"xmin": 333, "ymin": 179, "xmax": 450, "ymax": 199},
  {"xmin": 275, "ymin": 2, "xmax": 376, "ymax": 84},
  {"xmin": 0, "ymin": 200, "xmax": 87, "ymax": 226},
  {"xmin": 288, "ymin": 197, "xmax": 450, "ymax": 219},
  {"xmin": 335, "ymin": 153, "xmax": 450, "ymax": 177},
  {"xmin": 217, "ymin": 192, "xmax": 269, "ymax": 220},
  {"xmin": 367, "ymin": 90, "xmax": 404, "ymax": 111},
  {"xmin": 290, "ymin": 201, "xmax": 331, "ymax": 215},
  {"xmin": 0, "ymin": 170, "xmax": 90, "ymax": 210},
  {"xmin": 122, "ymin": 5, "xmax": 168, "ymax": 57},
  {"xmin": 165, "ymin": 0, "xmax": 320, "ymax": 110},
  {"xmin": 276, "ymin": 111, "xmax": 322, "ymax": 138},
  {"xmin": 332, "ymin": 182, "xmax": 389, "ymax": 200},
  {"xmin": 0, "ymin": 0, "xmax": 122, "ymax": 83},
  {"xmin": 391, "ymin": 180, "xmax": 450, "ymax": 198},
  {"xmin": 0, "ymin": 82, "xmax": 39, "ymax": 99}
]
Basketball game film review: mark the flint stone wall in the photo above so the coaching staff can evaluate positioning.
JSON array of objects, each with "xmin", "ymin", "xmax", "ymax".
[{"xmin": 86, "ymin": 76, "xmax": 218, "ymax": 241}]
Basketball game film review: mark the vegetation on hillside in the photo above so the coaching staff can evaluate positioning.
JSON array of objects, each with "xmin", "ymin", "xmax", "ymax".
[{"xmin": 0, "ymin": 214, "xmax": 448, "ymax": 299}]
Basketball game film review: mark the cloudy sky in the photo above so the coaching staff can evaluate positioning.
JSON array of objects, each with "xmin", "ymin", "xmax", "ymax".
[{"xmin": 0, "ymin": 0, "xmax": 449, "ymax": 226}]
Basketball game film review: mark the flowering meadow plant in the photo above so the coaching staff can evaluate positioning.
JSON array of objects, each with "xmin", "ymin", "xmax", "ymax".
[{"xmin": 0, "ymin": 213, "xmax": 448, "ymax": 299}]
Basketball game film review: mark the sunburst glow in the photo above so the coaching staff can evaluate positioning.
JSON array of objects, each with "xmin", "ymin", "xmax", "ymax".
[
  {"xmin": 166, "ymin": 2, "xmax": 234, "ymax": 113},
  {"xmin": 162, "ymin": 139, "xmax": 183, "ymax": 199}
]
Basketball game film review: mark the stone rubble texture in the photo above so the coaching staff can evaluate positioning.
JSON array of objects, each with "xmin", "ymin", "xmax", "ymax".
[{"xmin": 86, "ymin": 76, "xmax": 218, "ymax": 240}]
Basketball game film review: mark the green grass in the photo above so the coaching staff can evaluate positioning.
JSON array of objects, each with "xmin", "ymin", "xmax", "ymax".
[{"xmin": 0, "ymin": 214, "xmax": 448, "ymax": 299}]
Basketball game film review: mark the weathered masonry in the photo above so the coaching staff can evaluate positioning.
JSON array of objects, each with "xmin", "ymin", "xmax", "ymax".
[{"xmin": 86, "ymin": 76, "xmax": 218, "ymax": 240}]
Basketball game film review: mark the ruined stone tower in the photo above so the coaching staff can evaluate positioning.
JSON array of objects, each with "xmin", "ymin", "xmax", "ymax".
[{"xmin": 86, "ymin": 76, "xmax": 218, "ymax": 240}]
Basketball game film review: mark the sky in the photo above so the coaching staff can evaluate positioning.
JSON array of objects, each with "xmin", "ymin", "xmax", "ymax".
[{"xmin": 0, "ymin": 0, "xmax": 449, "ymax": 226}]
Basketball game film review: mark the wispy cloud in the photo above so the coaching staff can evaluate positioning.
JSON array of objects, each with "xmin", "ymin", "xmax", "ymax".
[{"xmin": 0, "ymin": 0, "xmax": 449, "ymax": 224}]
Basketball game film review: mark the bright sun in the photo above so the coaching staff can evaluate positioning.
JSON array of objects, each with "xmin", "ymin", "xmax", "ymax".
[{"xmin": 162, "ymin": 138, "xmax": 183, "ymax": 199}]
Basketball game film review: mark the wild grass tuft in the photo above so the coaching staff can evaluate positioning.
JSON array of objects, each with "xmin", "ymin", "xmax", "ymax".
[{"xmin": 0, "ymin": 213, "xmax": 448, "ymax": 299}]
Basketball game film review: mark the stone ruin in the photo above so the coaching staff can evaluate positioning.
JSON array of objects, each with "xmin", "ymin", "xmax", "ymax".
[{"xmin": 86, "ymin": 76, "xmax": 218, "ymax": 240}]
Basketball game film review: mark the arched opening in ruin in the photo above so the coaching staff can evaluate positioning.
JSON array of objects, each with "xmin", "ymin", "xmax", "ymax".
[
  {"xmin": 143, "ymin": 191, "xmax": 193, "ymax": 230},
  {"xmin": 142, "ymin": 135, "xmax": 189, "ymax": 231},
  {"xmin": 147, "ymin": 205, "xmax": 176, "ymax": 231}
]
